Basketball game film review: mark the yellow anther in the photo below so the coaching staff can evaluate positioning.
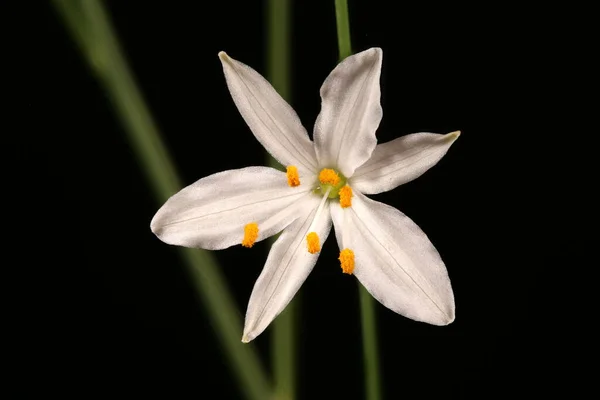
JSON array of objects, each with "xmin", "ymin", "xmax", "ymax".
[
  {"xmin": 318, "ymin": 168, "xmax": 340, "ymax": 186},
  {"xmin": 286, "ymin": 166, "xmax": 300, "ymax": 187},
  {"xmin": 338, "ymin": 248, "xmax": 355, "ymax": 274},
  {"xmin": 339, "ymin": 185, "xmax": 353, "ymax": 208},
  {"xmin": 242, "ymin": 223, "xmax": 259, "ymax": 248},
  {"xmin": 306, "ymin": 232, "xmax": 320, "ymax": 254}
]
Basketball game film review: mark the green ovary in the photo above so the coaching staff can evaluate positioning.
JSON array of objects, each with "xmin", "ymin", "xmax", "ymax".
[{"xmin": 314, "ymin": 168, "xmax": 347, "ymax": 198}]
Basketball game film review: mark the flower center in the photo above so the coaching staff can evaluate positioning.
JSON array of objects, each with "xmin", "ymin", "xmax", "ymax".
[{"xmin": 316, "ymin": 168, "xmax": 347, "ymax": 198}]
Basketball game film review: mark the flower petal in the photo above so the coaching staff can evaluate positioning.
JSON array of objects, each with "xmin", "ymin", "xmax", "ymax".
[
  {"xmin": 330, "ymin": 191, "xmax": 455, "ymax": 325},
  {"xmin": 219, "ymin": 52, "xmax": 318, "ymax": 173},
  {"xmin": 242, "ymin": 195, "xmax": 331, "ymax": 342},
  {"xmin": 313, "ymin": 48, "xmax": 383, "ymax": 177},
  {"xmin": 151, "ymin": 167, "xmax": 314, "ymax": 250},
  {"xmin": 351, "ymin": 131, "xmax": 460, "ymax": 194}
]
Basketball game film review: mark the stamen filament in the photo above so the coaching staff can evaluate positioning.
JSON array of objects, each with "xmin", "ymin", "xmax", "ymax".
[{"xmin": 342, "ymin": 207, "xmax": 351, "ymax": 247}]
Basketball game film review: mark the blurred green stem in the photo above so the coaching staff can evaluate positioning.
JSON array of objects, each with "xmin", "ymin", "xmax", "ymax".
[
  {"xmin": 359, "ymin": 285, "xmax": 381, "ymax": 400},
  {"xmin": 52, "ymin": 1, "xmax": 271, "ymax": 399},
  {"xmin": 334, "ymin": 1, "xmax": 382, "ymax": 400},
  {"xmin": 334, "ymin": 0, "xmax": 352, "ymax": 59},
  {"xmin": 267, "ymin": 0, "xmax": 297, "ymax": 399}
]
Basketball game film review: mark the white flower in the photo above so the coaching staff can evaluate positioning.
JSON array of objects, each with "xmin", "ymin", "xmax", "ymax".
[{"xmin": 151, "ymin": 48, "xmax": 460, "ymax": 342}]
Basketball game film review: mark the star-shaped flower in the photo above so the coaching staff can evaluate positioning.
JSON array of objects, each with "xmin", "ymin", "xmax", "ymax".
[{"xmin": 151, "ymin": 48, "xmax": 459, "ymax": 342}]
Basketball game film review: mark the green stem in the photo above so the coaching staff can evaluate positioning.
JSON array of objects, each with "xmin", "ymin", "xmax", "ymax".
[
  {"xmin": 334, "ymin": 0, "xmax": 352, "ymax": 60},
  {"xmin": 334, "ymin": 1, "xmax": 381, "ymax": 399},
  {"xmin": 359, "ymin": 286, "xmax": 381, "ymax": 400},
  {"xmin": 267, "ymin": 0, "xmax": 297, "ymax": 399},
  {"xmin": 52, "ymin": 2, "xmax": 271, "ymax": 399}
]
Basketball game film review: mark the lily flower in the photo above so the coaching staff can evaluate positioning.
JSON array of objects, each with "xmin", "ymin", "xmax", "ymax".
[{"xmin": 151, "ymin": 48, "xmax": 460, "ymax": 342}]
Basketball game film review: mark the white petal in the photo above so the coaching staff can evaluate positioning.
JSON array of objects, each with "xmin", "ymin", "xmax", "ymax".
[
  {"xmin": 351, "ymin": 131, "xmax": 460, "ymax": 194},
  {"xmin": 330, "ymin": 191, "xmax": 455, "ymax": 325},
  {"xmin": 243, "ymin": 195, "xmax": 332, "ymax": 342},
  {"xmin": 313, "ymin": 48, "xmax": 383, "ymax": 177},
  {"xmin": 151, "ymin": 167, "xmax": 314, "ymax": 250},
  {"xmin": 219, "ymin": 52, "xmax": 318, "ymax": 173}
]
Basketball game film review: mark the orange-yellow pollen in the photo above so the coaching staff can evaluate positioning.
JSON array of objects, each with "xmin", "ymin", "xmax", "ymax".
[
  {"xmin": 318, "ymin": 168, "xmax": 340, "ymax": 186},
  {"xmin": 306, "ymin": 232, "xmax": 320, "ymax": 254},
  {"xmin": 339, "ymin": 185, "xmax": 353, "ymax": 208},
  {"xmin": 242, "ymin": 223, "xmax": 259, "ymax": 248},
  {"xmin": 338, "ymin": 248, "xmax": 355, "ymax": 274},
  {"xmin": 286, "ymin": 166, "xmax": 300, "ymax": 187}
]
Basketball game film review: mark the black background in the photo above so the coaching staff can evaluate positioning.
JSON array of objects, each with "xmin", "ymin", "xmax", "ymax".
[{"xmin": 17, "ymin": 0, "xmax": 574, "ymax": 398}]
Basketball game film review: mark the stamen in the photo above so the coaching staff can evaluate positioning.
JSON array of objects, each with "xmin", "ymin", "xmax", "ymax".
[
  {"xmin": 339, "ymin": 185, "xmax": 353, "ymax": 208},
  {"xmin": 304, "ymin": 187, "xmax": 331, "ymax": 253},
  {"xmin": 318, "ymin": 168, "xmax": 340, "ymax": 186},
  {"xmin": 338, "ymin": 248, "xmax": 355, "ymax": 274},
  {"xmin": 306, "ymin": 232, "xmax": 320, "ymax": 254},
  {"xmin": 286, "ymin": 166, "xmax": 300, "ymax": 187},
  {"xmin": 242, "ymin": 222, "xmax": 259, "ymax": 248}
]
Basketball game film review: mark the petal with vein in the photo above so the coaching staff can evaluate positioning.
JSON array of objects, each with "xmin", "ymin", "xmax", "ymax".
[
  {"xmin": 330, "ymin": 191, "xmax": 455, "ymax": 325},
  {"xmin": 243, "ymin": 195, "xmax": 331, "ymax": 342},
  {"xmin": 313, "ymin": 48, "xmax": 383, "ymax": 177},
  {"xmin": 351, "ymin": 131, "xmax": 460, "ymax": 194},
  {"xmin": 151, "ymin": 167, "xmax": 314, "ymax": 250},
  {"xmin": 219, "ymin": 52, "xmax": 318, "ymax": 173}
]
